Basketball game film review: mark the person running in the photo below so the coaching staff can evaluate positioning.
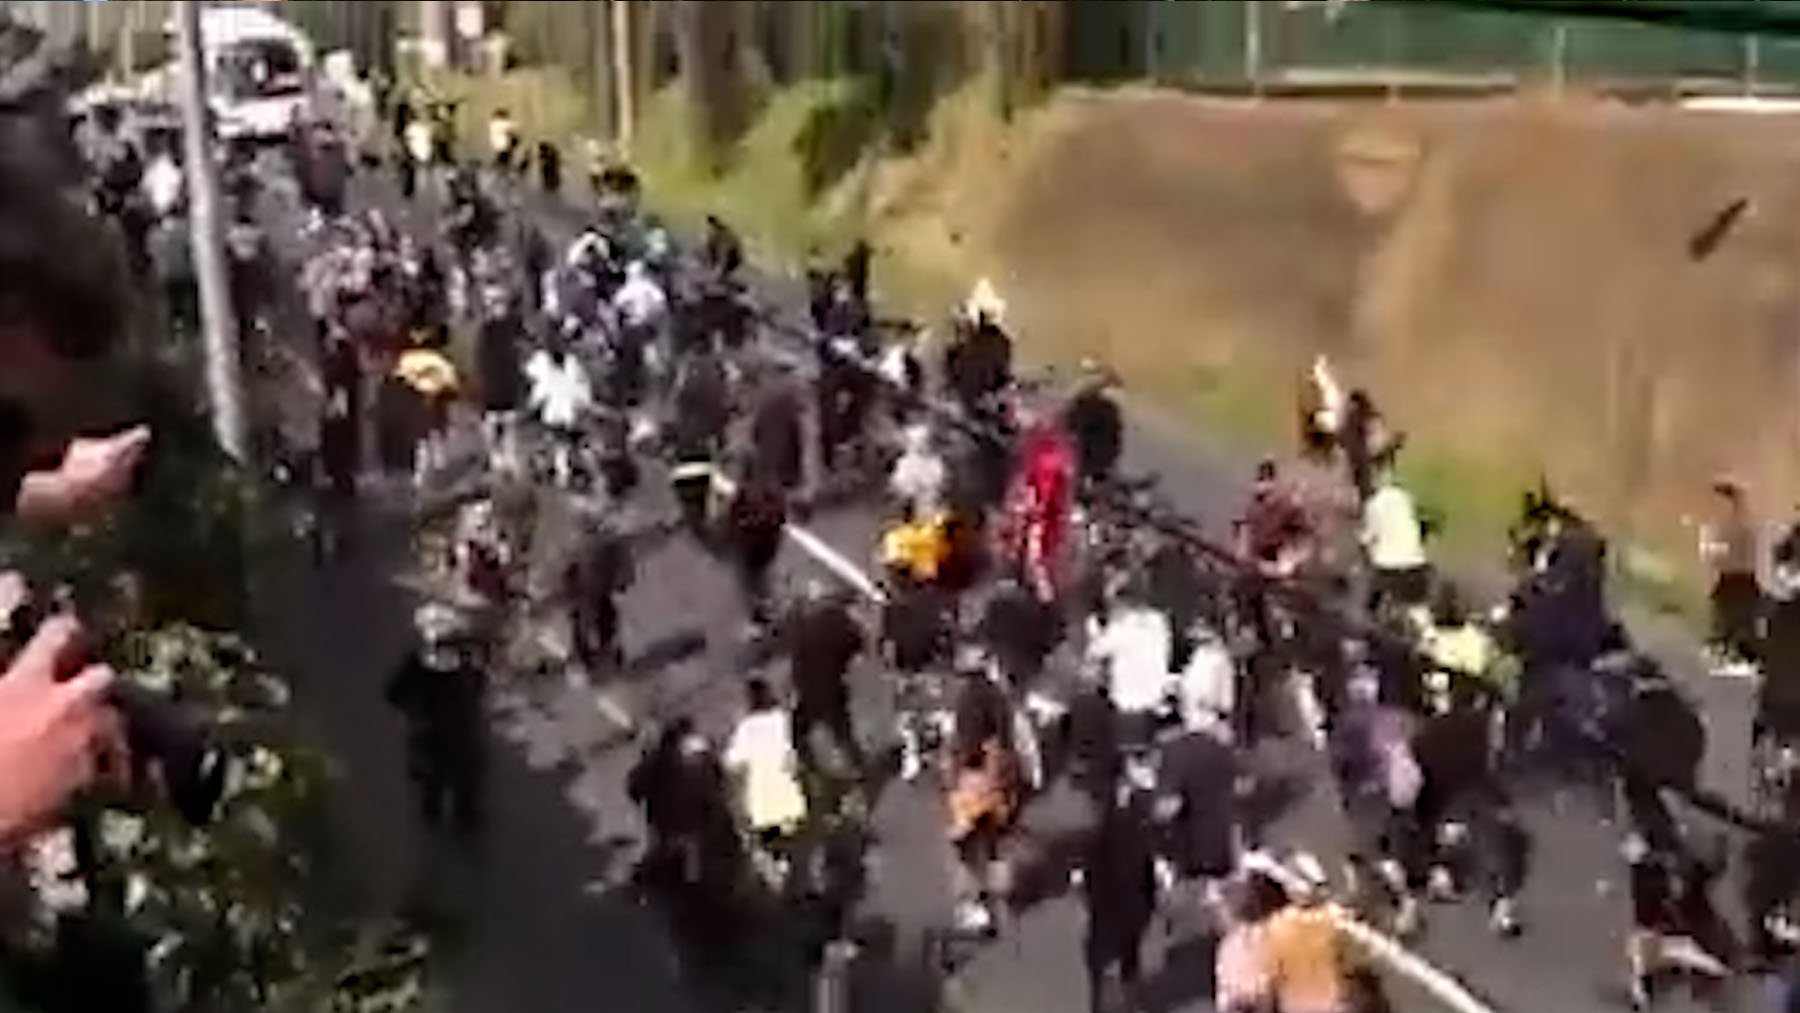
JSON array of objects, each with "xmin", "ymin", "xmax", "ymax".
[
  {"xmin": 724, "ymin": 677, "xmax": 808, "ymax": 882},
  {"xmin": 524, "ymin": 332, "xmax": 594, "ymax": 489},
  {"xmin": 474, "ymin": 286, "xmax": 527, "ymax": 473},
  {"xmin": 890, "ymin": 422, "xmax": 948, "ymax": 520},
  {"xmin": 387, "ymin": 604, "xmax": 489, "ymax": 843},
  {"xmin": 1078, "ymin": 783, "xmax": 1159, "ymax": 1013},
  {"xmin": 1063, "ymin": 361, "xmax": 1125, "ymax": 494},
  {"xmin": 1252, "ymin": 853, "xmax": 1356, "ymax": 1013},
  {"xmin": 946, "ymin": 649, "xmax": 1022, "ymax": 936},
  {"xmin": 612, "ymin": 261, "xmax": 668, "ymax": 407},
  {"xmin": 881, "ymin": 566, "xmax": 953, "ymax": 782},
  {"xmin": 1215, "ymin": 872, "xmax": 1285, "ymax": 1013},
  {"xmin": 140, "ymin": 137, "xmax": 184, "ymax": 223},
  {"xmin": 1087, "ymin": 581, "xmax": 1175, "ymax": 756},
  {"xmin": 702, "ymin": 214, "xmax": 744, "ymax": 286},
  {"xmin": 390, "ymin": 329, "xmax": 462, "ymax": 487},
  {"xmin": 1701, "ymin": 478, "xmax": 1762, "ymax": 678},
  {"xmin": 1329, "ymin": 668, "xmax": 1425, "ymax": 937},
  {"xmin": 751, "ymin": 371, "xmax": 807, "ymax": 496},
  {"xmin": 536, "ymin": 140, "xmax": 562, "ymax": 194},
  {"xmin": 317, "ymin": 327, "xmax": 361, "ymax": 559},
  {"xmin": 487, "ymin": 108, "xmax": 520, "ymax": 176},
  {"xmin": 723, "ymin": 471, "xmax": 787, "ymax": 633},
  {"xmin": 1362, "ymin": 463, "xmax": 1430, "ymax": 615},
  {"xmin": 564, "ymin": 517, "xmax": 633, "ymax": 678},
  {"xmin": 783, "ymin": 584, "xmax": 868, "ymax": 780},
  {"xmin": 1002, "ymin": 412, "xmax": 1078, "ymax": 604}
]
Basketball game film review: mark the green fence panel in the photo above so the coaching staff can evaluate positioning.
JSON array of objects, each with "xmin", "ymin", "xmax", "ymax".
[
  {"xmin": 1563, "ymin": 14, "xmax": 1746, "ymax": 81},
  {"xmin": 1261, "ymin": 1, "xmax": 1546, "ymax": 77},
  {"xmin": 1148, "ymin": 0, "xmax": 1251, "ymax": 86}
]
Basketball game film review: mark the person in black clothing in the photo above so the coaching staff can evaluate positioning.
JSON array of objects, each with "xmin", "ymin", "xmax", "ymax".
[
  {"xmin": 1145, "ymin": 535, "xmax": 1211, "ymax": 670},
  {"xmin": 316, "ymin": 328, "xmax": 361, "ymax": 559},
  {"xmin": 1411, "ymin": 679, "xmax": 1529, "ymax": 937},
  {"xmin": 1079, "ymin": 785, "xmax": 1159, "ymax": 1013},
  {"xmin": 702, "ymin": 215, "xmax": 743, "ymax": 284},
  {"xmin": 671, "ymin": 345, "xmax": 734, "ymax": 465},
  {"xmin": 385, "ymin": 613, "xmax": 489, "ymax": 841},
  {"xmin": 566, "ymin": 519, "xmax": 633, "ymax": 677},
  {"xmin": 1157, "ymin": 721, "xmax": 1241, "ymax": 894},
  {"xmin": 626, "ymin": 719, "xmax": 749, "ymax": 979},
  {"xmin": 944, "ymin": 314, "xmax": 1013, "ymax": 416},
  {"xmin": 1063, "ymin": 365, "xmax": 1125, "ymax": 492},
  {"xmin": 536, "ymin": 140, "xmax": 562, "ymax": 195},
  {"xmin": 882, "ymin": 571, "xmax": 952, "ymax": 781},
  {"xmin": 475, "ymin": 294, "xmax": 526, "ymax": 427},
  {"xmin": 750, "ymin": 372, "xmax": 806, "ymax": 496},
  {"xmin": 980, "ymin": 575, "xmax": 1058, "ymax": 691},
  {"xmin": 785, "ymin": 584, "xmax": 868, "ymax": 777},
  {"xmin": 724, "ymin": 474, "xmax": 787, "ymax": 630},
  {"xmin": 842, "ymin": 240, "xmax": 873, "ymax": 306}
]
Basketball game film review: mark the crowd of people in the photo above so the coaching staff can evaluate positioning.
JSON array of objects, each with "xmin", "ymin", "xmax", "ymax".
[{"xmin": 26, "ymin": 74, "xmax": 1800, "ymax": 1013}]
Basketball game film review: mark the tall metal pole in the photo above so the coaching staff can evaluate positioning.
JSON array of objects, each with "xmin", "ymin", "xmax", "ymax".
[
  {"xmin": 1245, "ymin": 0, "xmax": 1264, "ymax": 100},
  {"xmin": 612, "ymin": 0, "xmax": 634, "ymax": 154},
  {"xmin": 174, "ymin": 0, "xmax": 248, "ymax": 462}
]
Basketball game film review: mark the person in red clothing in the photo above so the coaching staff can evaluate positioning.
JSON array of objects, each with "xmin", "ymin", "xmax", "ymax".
[{"xmin": 1002, "ymin": 412, "xmax": 1078, "ymax": 604}]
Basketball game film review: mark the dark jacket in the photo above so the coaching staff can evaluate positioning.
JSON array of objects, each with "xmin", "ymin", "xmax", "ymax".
[
  {"xmin": 1063, "ymin": 390, "xmax": 1124, "ymax": 483},
  {"xmin": 786, "ymin": 602, "xmax": 864, "ymax": 710},
  {"xmin": 751, "ymin": 388, "xmax": 805, "ymax": 492},
  {"xmin": 1082, "ymin": 792, "xmax": 1159, "ymax": 947}
]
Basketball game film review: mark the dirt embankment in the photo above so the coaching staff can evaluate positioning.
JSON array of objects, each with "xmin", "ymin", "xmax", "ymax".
[{"xmin": 877, "ymin": 89, "xmax": 1800, "ymax": 567}]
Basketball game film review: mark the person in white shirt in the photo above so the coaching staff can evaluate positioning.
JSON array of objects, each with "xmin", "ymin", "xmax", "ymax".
[
  {"xmin": 612, "ymin": 260, "xmax": 667, "ymax": 332},
  {"xmin": 889, "ymin": 423, "xmax": 947, "ymax": 519},
  {"xmin": 142, "ymin": 150, "xmax": 184, "ymax": 221},
  {"xmin": 723, "ymin": 678, "xmax": 807, "ymax": 859},
  {"xmin": 1362, "ymin": 466, "xmax": 1430, "ymax": 613},
  {"xmin": 1086, "ymin": 585, "xmax": 1175, "ymax": 749},
  {"xmin": 525, "ymin": 335, "xmax": 594, "ymax": 488},
  {"xmin": 1174, "ymin": 621, "xmax": 1237, "ymax": 744}
]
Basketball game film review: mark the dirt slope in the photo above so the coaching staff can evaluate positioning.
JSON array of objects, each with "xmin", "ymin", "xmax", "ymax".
[{"xmin": 880, "ymin": 88, "xmax": 1800, "ymax": 564}]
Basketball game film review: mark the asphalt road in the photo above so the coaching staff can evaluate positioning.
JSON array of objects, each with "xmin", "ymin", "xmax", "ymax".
[{"xmin": 239, "ymin": 153, "xmax": 1773, "ymax": 1013}]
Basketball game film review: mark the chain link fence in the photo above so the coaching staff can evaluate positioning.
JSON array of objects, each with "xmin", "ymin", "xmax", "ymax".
[{"xmin": 1135, "ymin": 0, "xmax": 1800, "ymax": 96}]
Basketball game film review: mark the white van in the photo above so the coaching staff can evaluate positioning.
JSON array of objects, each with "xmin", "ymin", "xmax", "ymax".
[{"xmin": 179, "ymin": 6, "xmax": 317, "ymax": 142}]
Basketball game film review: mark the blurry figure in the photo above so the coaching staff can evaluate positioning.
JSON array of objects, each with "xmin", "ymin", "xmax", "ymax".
[
  {"xmin": 751, "ymin": 374, "xmax": 807, "ymax": 495},
  {"xmin": 1086, "ymin": 582, "xmax": 1174, "ymax": 754},
  {"xmin": 1362, "ymin": 464, "xmax": 1429, "ymax": 613},
  {"xmin": 1001, "ymin": 415, "xmax": 1078, "ymax": 603},
  {"xmin": 536, "ymin": 140, "xmax": 562, "ymax": 194},
  {"xmin": 387, "ymin": 605, "xmax": 488, "ymax": 841},
  {"xmin": 1063, "ymin": 362, "xmax": 1125, "ymax": 492},
  {"xmin": 723, "ymin": 473, "xmax": 787, "ymax": 631},
  {"xmin": 724, "ymin": 678, "xmax": 807, "ymax": 880},
  {"xmin": 1701, "ymin": 479, "xmax": 1762, "ymax": 677},
  {"xmin": 565, "ymin": 518, "xmax": 633, "ymax": 677},
  {"xmin": 783, "ymin": 584, "xmax": 868, "ymax": 776},
  {"xmin": 627, "ymin": 719, "xmax": 748, "ymax": 978},
  {"xmin": 525, "ymin": 332, "xmax": 594, "ymax": 488},
  {"xmin": 487, "ymin": 108, "xmax": 520, "ymax": 175},
  {"xmin": 890, "ymin": 423, "xmax": 948, "ymax": 520},
  {"xmin": 1079, "ymin": 786, "xmax": 1158, "ymax": 1013},
  {"xmin": 1253, "ymin": 853, "xmax": 1355, "ymax": 1013},
  {"xmin": 946, "ymin": 652, "xmax": 1021, "ymax": 935}
]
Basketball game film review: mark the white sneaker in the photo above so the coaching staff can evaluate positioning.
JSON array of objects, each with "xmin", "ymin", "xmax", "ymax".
[
  {"xmin": 1490, "ymin": 897, "xmax": 1521, "ymax": 937},
  {"xmin": 900, "ymin": 749, "xmax": 923, "ymax": 783}
]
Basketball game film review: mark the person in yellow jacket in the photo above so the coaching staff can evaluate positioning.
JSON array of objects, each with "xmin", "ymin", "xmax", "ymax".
[
  {"xmin": 881, "ymin": 511, "xmax": 953, "ymax": 586},
  {"xmin": 1415, "ymin": 585, "xmax": 1518, "ymax": 709},
  {"xmin": 391, "ymin": 336, "xmax": 461, "ymax": 485}
]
